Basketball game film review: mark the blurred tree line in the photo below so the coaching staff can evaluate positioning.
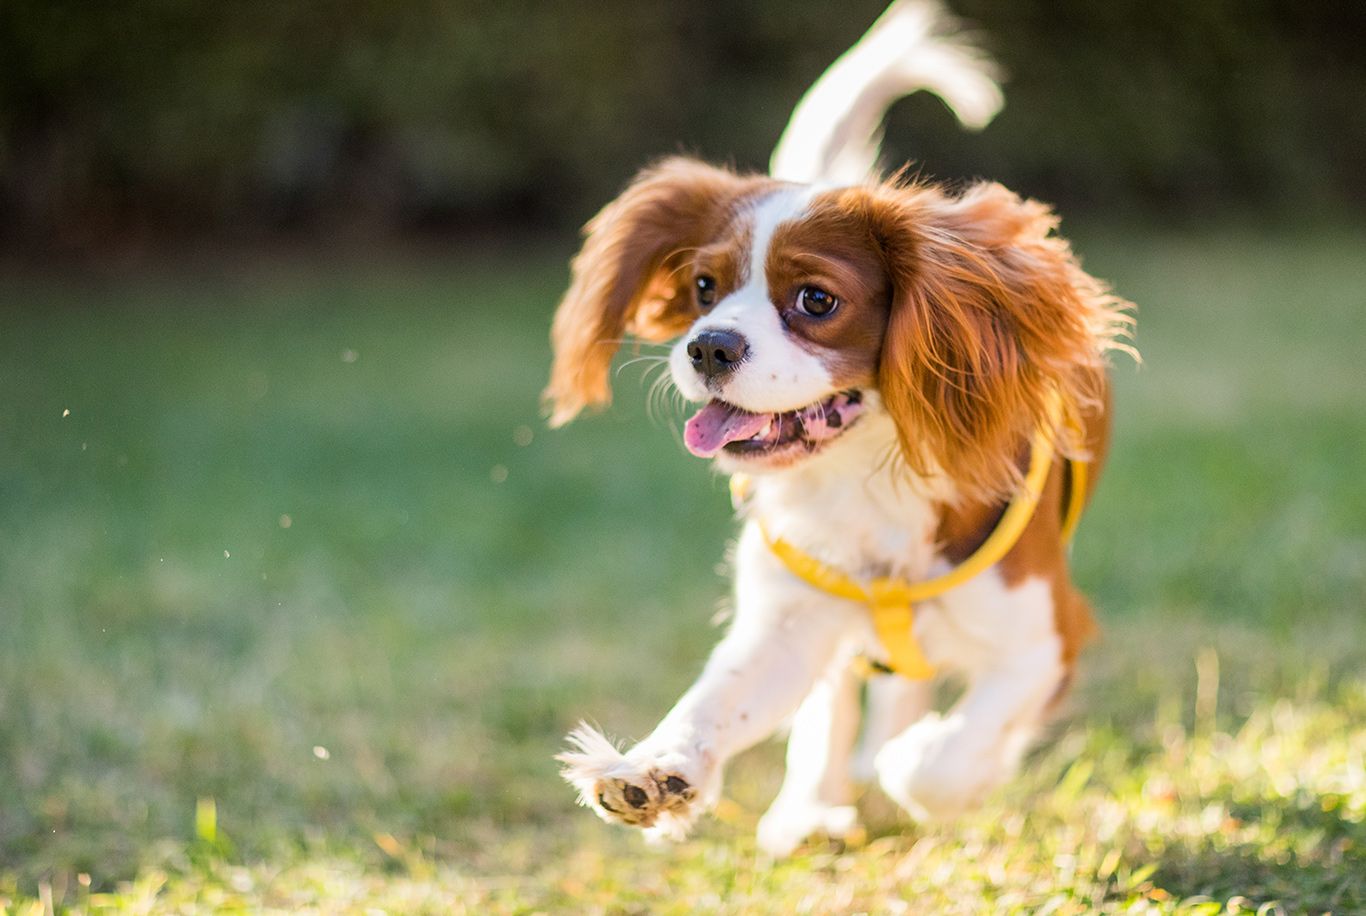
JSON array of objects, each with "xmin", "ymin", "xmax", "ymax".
[{"xmin": 1, "ymin": 0, "xmax": 1362, "ymax": 252}]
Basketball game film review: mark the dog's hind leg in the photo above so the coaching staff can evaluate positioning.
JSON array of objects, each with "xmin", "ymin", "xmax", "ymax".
[
  {"xmin": 873, "ymin": 576, "xmax": 1065, "ymax": 822},
  {"xmin": 849, "ymin": 672, "xmax": 934, "ymax": 785}
]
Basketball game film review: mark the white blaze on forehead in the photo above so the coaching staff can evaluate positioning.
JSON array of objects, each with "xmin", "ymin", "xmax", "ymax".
[
  {"xmin": 740, "ymin": 187, "xmax": 820, "ymax": 290},
  {"xmin": 670, "ymin": 186, "xmax": 838, "ymax": 413}
]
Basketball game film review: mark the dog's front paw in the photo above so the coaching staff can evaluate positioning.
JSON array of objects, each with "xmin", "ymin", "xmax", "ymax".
[
  {"xmin": 556, "ymin": 723, "xmax": 702, "ymax": 840},
  {"xmin": 756, "ymin": 798, "xmax": 860, "ymax": 857}
]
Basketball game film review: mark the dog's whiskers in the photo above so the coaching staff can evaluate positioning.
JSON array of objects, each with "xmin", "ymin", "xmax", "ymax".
[
  {"xmin": 598, "ymin": 338, "xmax": 673, "ymax": 350},
  {"xmin": 616, "ymin": 354, "xmax": 670, "ymax": 378},
  {"xmin": 645, "ymin": 365, "xmax": 684, "ymax": 427}
]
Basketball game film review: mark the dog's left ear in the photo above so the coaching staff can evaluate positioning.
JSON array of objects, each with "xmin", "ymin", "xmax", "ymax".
[
  {"xmin": 544, "ymin": 157, "xmax": 766, "ymax": 427},
  {"xmin": 871, "ymin": 181, "xmax": 1132, "ymax": 500}
]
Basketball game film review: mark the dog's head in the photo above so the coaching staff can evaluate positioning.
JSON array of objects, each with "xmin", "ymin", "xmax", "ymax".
[{"xmin": 545, "ymin": 156, "xmax": 1131, "ymax": 499}]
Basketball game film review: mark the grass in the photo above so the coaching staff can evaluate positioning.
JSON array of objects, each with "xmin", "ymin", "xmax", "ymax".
[{"xmin": 0, "ymin": 223, "xmax": 1363, "ymax": 914}]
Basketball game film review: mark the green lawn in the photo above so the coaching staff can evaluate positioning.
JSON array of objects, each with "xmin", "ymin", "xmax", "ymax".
[{"xmin": 1, "ymin": 225, "xmax": 1363, "ymax": 914}]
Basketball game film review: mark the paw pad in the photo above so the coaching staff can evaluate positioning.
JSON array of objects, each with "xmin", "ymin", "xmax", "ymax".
[
  {"xmin": 594, "ymin": 770, "xmax": 694, "ymax": 827},
  {"xmin": 623, "ymin": 784, "xmax": 649, "ymax": 808},
  {"xmin": 557, "ymin": 723, "xmax": 701, "ymax": 833}
]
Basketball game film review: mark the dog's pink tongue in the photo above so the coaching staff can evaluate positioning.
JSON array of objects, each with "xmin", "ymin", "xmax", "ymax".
[{"xmin": 684, "ymin": 401, "xmax": 769, "ymax": 458}]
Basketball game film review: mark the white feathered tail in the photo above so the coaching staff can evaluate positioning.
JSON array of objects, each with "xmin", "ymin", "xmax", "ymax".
[{"xmin": 769, "ymin": 0, "xmax": 1003, "ymax": 186}]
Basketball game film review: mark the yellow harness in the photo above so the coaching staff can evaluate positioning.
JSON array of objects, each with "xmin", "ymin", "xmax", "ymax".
[{"xmin": 731, "ymin": 403, "xmax": 1087, "ymax": 680}]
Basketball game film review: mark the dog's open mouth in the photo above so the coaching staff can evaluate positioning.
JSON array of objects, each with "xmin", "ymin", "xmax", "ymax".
[{"xmin": 683, "ymin": 390, "xmax": 865, "ymax": 461}]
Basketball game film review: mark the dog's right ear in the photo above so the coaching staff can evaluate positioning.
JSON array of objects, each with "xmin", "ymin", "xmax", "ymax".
[{"xmin": 544, "ymin": 157, "xmax": 765, "ymax": 426}]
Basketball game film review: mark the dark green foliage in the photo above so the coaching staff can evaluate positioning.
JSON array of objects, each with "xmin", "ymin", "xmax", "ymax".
[{"xmin": 2, "ymin": 1, "xmax": 1363, "ymax": 248}]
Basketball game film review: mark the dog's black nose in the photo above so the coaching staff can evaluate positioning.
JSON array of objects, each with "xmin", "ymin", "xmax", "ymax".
[{"xmin": 686, "ymin": 329, "xmax": 748, "ymax": 381}]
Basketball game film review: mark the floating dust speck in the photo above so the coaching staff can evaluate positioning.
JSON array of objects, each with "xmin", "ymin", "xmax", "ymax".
[
  {"xmin": 312, "ymin": 745, "xmax": 330, "ymax": 760},
  {"xmin": 223, "ymin": 550, "xmax": 231, "ymax": 559},
  {"xmin": 247, "ymin": 371, "xmax": 270, "ymax": 400},
  {"xmin": 62, "ymin": 408, "xmax": 70, "ymax": 418},
  {"xmin": 341, "ymin": 349, "xmax": 359, "ymax": 363},
  {"xmin": 279, "ymin": 514, "xmax": 293, "ymax": 529},
  {"xmin": 513, "ymin": 425, "xmax": 534, "ymax": 447},
  {"xmin": 490, "ymin": 464, "xmax": 509, "ymax": 484}
]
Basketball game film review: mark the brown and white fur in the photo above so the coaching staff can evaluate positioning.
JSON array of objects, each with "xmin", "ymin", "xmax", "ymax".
[{"xmin": 544, "ymin": 0, "xmax": 1134, "ymax": 855}]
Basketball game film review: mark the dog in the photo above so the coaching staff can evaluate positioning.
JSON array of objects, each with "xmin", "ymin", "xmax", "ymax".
[{"xmin": 544, "ymin": 0, "xmax": 1134, "ymax": 856}]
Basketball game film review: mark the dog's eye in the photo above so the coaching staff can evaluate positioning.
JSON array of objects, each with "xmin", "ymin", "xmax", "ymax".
[
  {"xmin": 797, "ymin": 286, "xmax": 838, "ymax": 317},
  {"xmin": 695, "ymin": 275, "xmax": 718, "ymax": 309}
]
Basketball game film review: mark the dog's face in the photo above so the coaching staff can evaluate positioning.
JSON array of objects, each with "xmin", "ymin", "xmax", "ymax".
[
  {"xmin": 666, "ymin": 186, "xmax": 887, "ymax": 471},
  {"xmin": 545, "ymin": 157, "xmax": 1129, "ymax": 499}
]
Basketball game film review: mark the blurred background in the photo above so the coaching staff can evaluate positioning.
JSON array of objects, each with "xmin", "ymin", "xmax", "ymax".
[
  {"xmin": 3, "ymin": 0, "xmax": 1365, "ymax": 253},
  {"xmin": 1, "ymin": 1, "xmax": 1363, "ymax": 912}
]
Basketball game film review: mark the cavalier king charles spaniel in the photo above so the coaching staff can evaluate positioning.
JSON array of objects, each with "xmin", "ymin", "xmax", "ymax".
[{"xmin": 544, "ymin": 0, "xmax": 1134, "ymax": 855}]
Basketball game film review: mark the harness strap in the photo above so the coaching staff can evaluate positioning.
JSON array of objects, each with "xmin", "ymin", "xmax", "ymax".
[
  {"xmin": 743, "ymin": 395, "xmax": 1089, "ymax": 680},
  {"xmin": 1061, "ymin": 454, "xmax": 1088, "ymax": 544}
]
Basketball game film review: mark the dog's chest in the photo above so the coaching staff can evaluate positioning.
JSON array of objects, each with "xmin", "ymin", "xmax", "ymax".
[
  {"xmin": 739, "ymin": 418, "xmax": 1054, "ymax": 674},
  {"xmin": 745, "ymin": 425, "xmax": 948, "ymax": 583}
]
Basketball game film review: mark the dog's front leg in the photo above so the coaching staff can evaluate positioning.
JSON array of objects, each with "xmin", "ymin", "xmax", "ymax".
[
  {"xmin": 559, "ymin": 525, "xmax": 861, "ymax": 840},
  {"xmin": 755, "ymin": 656, "xmax": 863, "ymax": 856}
]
